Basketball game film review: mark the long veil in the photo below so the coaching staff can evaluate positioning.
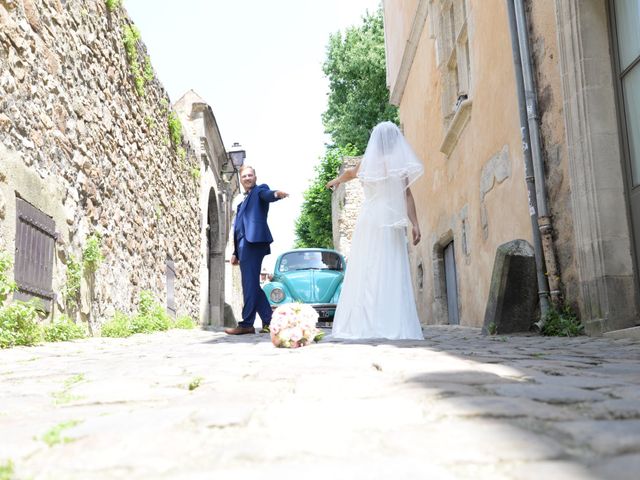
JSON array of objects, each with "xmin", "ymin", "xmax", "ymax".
[{"xmin": 357, "ymin": 122, "xmax": 424, "ymax": 228}]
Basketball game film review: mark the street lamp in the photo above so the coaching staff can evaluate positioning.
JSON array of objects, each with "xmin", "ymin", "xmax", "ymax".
[
  {"xmin": 228, "ymin": 142, "xmax": 246, "ymax": 169},
  {"xmin": 221, "ymin": 142, "xmax": 246, "ymax": 182}
]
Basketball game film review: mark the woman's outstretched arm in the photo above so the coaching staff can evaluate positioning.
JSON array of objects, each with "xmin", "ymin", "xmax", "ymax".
[{"xmin": 325, "ymin": 161, "xmax": 361, "ymax": 190}]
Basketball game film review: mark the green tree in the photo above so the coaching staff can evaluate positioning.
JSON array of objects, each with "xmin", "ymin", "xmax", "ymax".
[
  {"xmin": 322, "ymin": 7, "xmax": 398, "ymax": 153},
  {"xmin": 295, "ymin": 145, "xmax": 357, "ymax": 248},
  {"xmin": 294, "ymin": 7, "xmax": 397, "ymax": 248}
]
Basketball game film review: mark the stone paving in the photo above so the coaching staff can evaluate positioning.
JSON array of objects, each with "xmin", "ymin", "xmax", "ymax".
[{"xmin": 0, "ymin": 326, "xmax": 639, "ymax": 479}]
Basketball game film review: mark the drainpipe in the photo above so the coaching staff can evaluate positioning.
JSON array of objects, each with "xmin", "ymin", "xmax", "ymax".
[
  {"xmin": 513, "ymin": 0, "xmax": 562, "ymax": 310},
  {"xmin": 505, "ymin": 0, "xmax": 551, "ymax": 323}
]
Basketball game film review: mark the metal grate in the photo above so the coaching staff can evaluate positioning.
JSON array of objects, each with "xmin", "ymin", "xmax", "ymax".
[
  {"xmin": 14, "ymin": 197, "xmax": 56, "ymax": 310},
  {"xmin": 165, "ymin": 257, "xmax": 176, "ymax": 317}
]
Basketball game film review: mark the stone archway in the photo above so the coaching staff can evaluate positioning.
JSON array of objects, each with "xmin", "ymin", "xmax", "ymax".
[{"xmin": 207, "ymin": 188, "xmax": 224, "ymax": 326}]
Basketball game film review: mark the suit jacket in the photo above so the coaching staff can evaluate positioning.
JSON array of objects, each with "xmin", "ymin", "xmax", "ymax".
[{"xmin": 233, "ymin": 184, "xmax": 282, "ymax": 257}]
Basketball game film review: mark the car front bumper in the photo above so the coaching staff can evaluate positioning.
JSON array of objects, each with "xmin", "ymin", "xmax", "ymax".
[{"xmin": 271, "ymin": 303, "xmax": 337, "ymax": 327}]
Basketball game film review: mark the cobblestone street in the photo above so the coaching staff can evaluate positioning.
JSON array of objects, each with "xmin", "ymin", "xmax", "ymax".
[{"xmin": 1, "ymin": 326, "xmax": 639, "ymax": 479}]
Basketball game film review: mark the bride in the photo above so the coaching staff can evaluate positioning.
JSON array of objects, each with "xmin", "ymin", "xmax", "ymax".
[{"xmin": 326, "ymin": 121, "xmax": 424, "ymax": 340}]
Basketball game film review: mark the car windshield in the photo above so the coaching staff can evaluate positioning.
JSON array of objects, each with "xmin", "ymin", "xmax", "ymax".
[{"xmin": 278, "ymin": 251, "xmax": 343, "ymax": 272}]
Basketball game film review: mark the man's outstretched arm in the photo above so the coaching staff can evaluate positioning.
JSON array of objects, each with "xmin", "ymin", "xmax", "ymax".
[{"xmin": 258, "ymin": 184, "xmax": 289, "ymax": 202}]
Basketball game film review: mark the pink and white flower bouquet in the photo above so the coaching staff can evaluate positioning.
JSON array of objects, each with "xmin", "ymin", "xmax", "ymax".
[{"xmin": 270, "ymin": 303, "xmax": 324, "ymax": 348}]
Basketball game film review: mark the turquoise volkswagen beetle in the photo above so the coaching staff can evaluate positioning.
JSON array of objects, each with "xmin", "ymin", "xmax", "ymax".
[{"xmin": 262, "ymin": 248, "xmax": 346, "ymax": 326}]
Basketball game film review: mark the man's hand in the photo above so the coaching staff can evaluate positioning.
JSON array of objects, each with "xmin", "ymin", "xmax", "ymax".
[
  {"xmin": 411, "ymin": 224, "xmax": 421, "ymax": 246},
  {"xmin": 274, "ymin": 191, "xmax": 289, "ymax": 199},
  {"xmin": 230, "ymin": 255, "xmax": 239, "ymax": 266}
]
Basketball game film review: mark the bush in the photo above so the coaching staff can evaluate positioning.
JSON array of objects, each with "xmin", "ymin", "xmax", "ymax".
[
  {"xmin": 0, "ymin": 251, "xmax": 16, "ymax": 306},
  {"xmin": 105, "ymin": 0, "xmax": 121, "ymax": 12},
  {"xmin": 130, "ymin": 310, "xmax": 171, "ymax": 334},
  {"xmin": 100, "ymin": 311, "xmax": 133, "ymax": 338},
  {"xmin": 83, "ymin": 234, "xmax": 104, "ymax": 274},
  {"xmin": 541, "ymin": 305, "xmax": 584, "ymax": 337},
  {"xmin": 63, "ymin": 256, "xmax": 82, "ymax": 311},
  {"xmin": 130, "ymin": 290, "xmax": 172, "ymax": 333},
  {"xmin": 0, "ymin": 459, "xmax": 15, "ymax": 480},
  {"xmin": 174, "ymin": 315, "xmax": 196, "ymax": 329},
  {"xmin": 44, "ymin": 315, "xmax": 86, "ymax": 342},
  {"xmin": 167, "ymin": 111, "xmax": 183, "ymax": 148},
  {"xmin": 0, "ymin": 300, "xmax": 43, "ymax": 348},
  {"xmin": 101, "ymin": 291, "xmax": 173, "ymax": 337}
]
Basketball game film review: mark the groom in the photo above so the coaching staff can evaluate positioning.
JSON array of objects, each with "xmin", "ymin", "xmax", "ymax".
[{"xmin": 225, "ymin": 165, "xmax": 288, "ymax": 335}]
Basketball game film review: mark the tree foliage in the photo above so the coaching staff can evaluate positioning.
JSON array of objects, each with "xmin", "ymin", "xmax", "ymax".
[
  {"xmin": 294, "ymin": 8, "xmax": 398, "ymax": 248},
  {"xmin": 295, "ymin": 145, "xmax": 358, "ymax": 248},
  {"xmin": 322, "ymin": 8, "xmax": 398, "ymax": 154}
]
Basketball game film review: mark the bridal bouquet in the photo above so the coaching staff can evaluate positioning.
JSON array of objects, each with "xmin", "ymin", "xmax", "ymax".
[{"xmin": 270, "ymin": 303, "xmax": 324, "ymax": 348}]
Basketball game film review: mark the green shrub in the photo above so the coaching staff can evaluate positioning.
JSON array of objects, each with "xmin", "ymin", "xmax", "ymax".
[
  {"xmin": 177, "ymin": 146, "xmax": 186, "ymax": 162},
  {"xmin": 83, "ymin": 234, "xmax": 104, "ymax": 274},
  {"xmin": 0, "ymin": 300, "xmax": 43, "ymax": 348},
  {"xmin": 131, "ymin": 290, "xmax": 171, "ymax": 333},
  {"xmin": 143, "ymin": 55, "xmax": 154, "ymax": 82},
  {"xmin": 0, "ymin": 459, "xmax": 14, "ymax": 480},
  {"xmin": 43, "ymin": 315, "xmax": 86, "ymax": 342},
  {"xmin": 64, "ymin": 255, "xmax": 82, "ymax": 311},
  {"xmin": 541, "ymin": 305, "xmax": 584, "ymax": 337},
  {"xmin": 0, "ymin": 251, "xmax": 16, "ymax": 306},
  {"xmin": 122, "ymin": 24, "xmax": 141, "ymax": 62},
  {"xmin": 122, "ymin": 24, "xmax": 145, "ymax": 96},
  {"xmin": 105, "ymin": 0, "xmax": 121, "ymax": 12},
  {"xmin": 101, "ymin": 292, "xmax": 172, "ymax": 337},
  {"xmin": 174, "ymin": 315, "xmax": 196, "ymax": 329},
  {"xmin": 167, "ymin": 111, "xmax": 182, "ymax": 148},
  {"xmin": 160, "ymin": 98, "xmax": 169, "ymax": 113},
  {"xmin": 101, "ymin": 291, "xmax": 196, "ymax": 338},
  {"xmin": 100, "ymin": 311, "xmax": 133, "ymax": 338}
]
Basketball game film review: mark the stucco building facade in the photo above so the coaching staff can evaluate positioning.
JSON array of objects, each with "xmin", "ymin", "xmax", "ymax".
[{"xmin": 382, "ymin": 0, "xmax": 639, "ymax": 335}]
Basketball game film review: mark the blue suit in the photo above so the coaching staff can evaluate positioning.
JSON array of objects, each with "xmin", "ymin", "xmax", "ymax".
[{"xmin": 233, "ymin": 184, "xmax": 282, "ymax": 328}]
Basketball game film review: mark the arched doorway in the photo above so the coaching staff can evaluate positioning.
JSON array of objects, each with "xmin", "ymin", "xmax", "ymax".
[{"xmin": 207, "ymin": 188, "xmax": 224, "ymax": 326}]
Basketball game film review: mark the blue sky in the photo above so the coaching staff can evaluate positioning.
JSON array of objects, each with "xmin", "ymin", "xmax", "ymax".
[{"xmin": 125, "ymin": 0, "xmax": 382, "ymax": 268}]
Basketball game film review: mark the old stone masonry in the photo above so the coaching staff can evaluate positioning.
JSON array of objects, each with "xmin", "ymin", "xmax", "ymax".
[
  {"xmin": 0, "ymin": 327, "xmax": 639, "ymax": 479},
  {"xmin": 0, "ymin": 0, "xmax": 237, "ymax": 330}
]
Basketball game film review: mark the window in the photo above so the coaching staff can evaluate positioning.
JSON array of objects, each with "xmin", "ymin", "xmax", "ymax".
[
  {"xmin": 612, "ymin": 0, "xmax": 640, "ymax": 186},
  {"xmin": 433, "ymin": 0, "xmax": 472, "ymax": 156},
  {"xmin": 437, "ymin": 0, "xmax": 470, "ymax": 124},
  {"xmin": 14, "ymin": 197, "xmax": 56, "ymax": 311},
  {"xmin": 610, "ymin": 0, "xmax": 640, "ymax": 287},
  {"xmin": 278, "ymin": 251, "xmax": 344, "ymax": 272}
]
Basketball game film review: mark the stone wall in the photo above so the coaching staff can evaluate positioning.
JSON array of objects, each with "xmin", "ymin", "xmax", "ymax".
[
  {"xmin": 0, "ymin": 0, "xmax": 204, "ymax": 328},
  {"xmin": 331, "ymin": 156, "xmax": 363, "ymax": 258},
  {"xmin": 384, "ymin": 0, "xmax": 536, "ymax": 327}
]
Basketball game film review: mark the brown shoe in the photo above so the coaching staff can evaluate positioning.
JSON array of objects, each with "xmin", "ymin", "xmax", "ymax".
[{"xmin": 224, "ymin": 326, "xmax": 256, "ymax": 335}]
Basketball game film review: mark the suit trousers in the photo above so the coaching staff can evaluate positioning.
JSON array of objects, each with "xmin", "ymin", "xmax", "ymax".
[{"xmin": 238, "ymin": 239, "xmax": 272, "ymax": 328}]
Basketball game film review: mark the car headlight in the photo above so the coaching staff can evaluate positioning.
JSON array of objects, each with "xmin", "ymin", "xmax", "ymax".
[{"xmin": 270, "ymin": 288, "xmax": 285, "ymax": 303}]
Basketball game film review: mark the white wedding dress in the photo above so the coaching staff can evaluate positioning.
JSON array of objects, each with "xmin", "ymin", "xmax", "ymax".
[{"xmin": 331, "ymin": 122, "xmax": 424, "ymax": 340}]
